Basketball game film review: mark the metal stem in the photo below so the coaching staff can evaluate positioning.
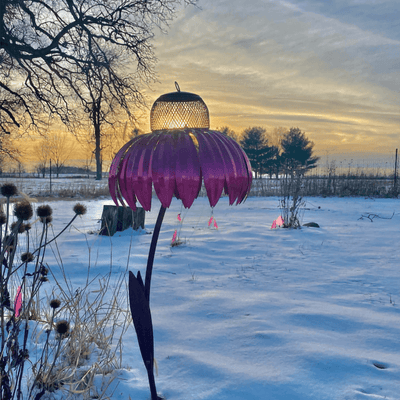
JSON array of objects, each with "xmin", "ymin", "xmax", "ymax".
[
  {"xmin": 144, "ymin": 205, "xmax": 166, "ymax": 303},
  {"xmin": 147, "ymin": 368, "xmax": 160, "ymax": 400}
]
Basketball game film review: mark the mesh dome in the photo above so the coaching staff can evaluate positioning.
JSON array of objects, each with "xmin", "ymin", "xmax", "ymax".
[{"xmin": 150, "ymin": 91, "xmax": 210, "ymax": 131}]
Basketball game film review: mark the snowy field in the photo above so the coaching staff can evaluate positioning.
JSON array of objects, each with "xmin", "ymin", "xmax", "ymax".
[{"xmin": 18, "ymin": 195, "xmax": 400, "ymax": 399}]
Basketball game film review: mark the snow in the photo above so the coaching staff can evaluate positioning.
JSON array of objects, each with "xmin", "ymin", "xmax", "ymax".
[{"xmin": 20, "ymin": 196, "xmax": 400, "ymax": 399}]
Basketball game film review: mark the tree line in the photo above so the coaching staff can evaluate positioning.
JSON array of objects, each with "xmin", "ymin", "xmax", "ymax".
[{"xmin": 220, "ymin": 126, "xmax": 319, "ymax": 179}]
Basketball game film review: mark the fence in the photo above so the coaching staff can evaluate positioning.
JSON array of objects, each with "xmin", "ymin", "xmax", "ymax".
[{"xmin": 1, "ymin": 150, "xmax": 398, "ymax": 199}]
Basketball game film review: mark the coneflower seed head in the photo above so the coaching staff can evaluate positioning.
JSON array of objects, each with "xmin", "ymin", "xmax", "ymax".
[
  {"xmin": 13, "ymin": 201, "xmax": 33, "ymax": 221},
  {"xmin": 73, "ymin": 203, "xmax": 87, "ymax": 215},
  {"xmin": 37, "ymin": 205, "xmax": 53, "ymax": 218},
  {"xmin": 55, "ymin": 320, "xmax": 70, "ymax": 335},
  {"xmin": 1, "ymin": 183, "xmax": 18, "ymax": 198}
]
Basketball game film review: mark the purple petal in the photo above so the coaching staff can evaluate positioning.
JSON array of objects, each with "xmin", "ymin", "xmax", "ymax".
[
  {"xmin": 194, "ymin": 130, "xmax": 226, "ymax": 207},
  {"xmin": 174, "ymin": 130, "xmax": 202, "ymax": 208},
  {"xmin": 214, "ymin": 132, "xmax": 252, "ymax": 204},
  {"xmin": 109, "ymin": 139, "xmax": 137, "ymax": 206},
  {"xmin": 151, "ymin": 132, "xmax": 177, "ymax": 208},
  {"xmin": 236, "ymin": 145, "xmax": 253, "ymax": 203},
  {"xmin": 123, "ymin": 134, "xmax": 160, "ymax": 211},
  {"xmin": 209, "ymin": 131, "xmax": 240, "ymax": 205}
]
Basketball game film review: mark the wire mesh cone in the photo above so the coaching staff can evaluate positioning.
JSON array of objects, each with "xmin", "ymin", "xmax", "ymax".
[{"xmin": 150, "ymin": 91, "xmax": 210, "ymax": 131}]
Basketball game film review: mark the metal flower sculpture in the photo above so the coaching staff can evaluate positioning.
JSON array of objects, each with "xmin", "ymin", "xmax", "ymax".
[{"xmin": 109, "ymin": 83, "xmax": 252, "ymax": 400}]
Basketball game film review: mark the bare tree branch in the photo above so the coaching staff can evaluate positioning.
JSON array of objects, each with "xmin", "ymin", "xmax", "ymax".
[{"xmin": 0, "ymin": 0, "xmax": 196, "ymax": 138}]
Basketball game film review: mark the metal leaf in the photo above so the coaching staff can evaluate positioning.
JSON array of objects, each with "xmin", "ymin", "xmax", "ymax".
[{"xmin": 128, "ymin": 271, "xmax": 154, "ymax": 371}]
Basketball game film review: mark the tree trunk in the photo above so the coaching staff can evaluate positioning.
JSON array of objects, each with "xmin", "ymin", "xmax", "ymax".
[
  {"xmin": 95, "ymin": 123, "xmax": 102, "ymax": 180},
  {"xmin": 99, "ymin": 205, "xmax": 145, "ymax": 236},
  {"xmin": 92, "ymin": 101, "xmax": 102, "ymax": 181}
]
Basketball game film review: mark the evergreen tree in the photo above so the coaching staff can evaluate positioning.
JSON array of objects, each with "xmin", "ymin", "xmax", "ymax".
[
  {"xmin": 240, "ymin": 127, "xmax": 278, "ymax": 178},
  {"xmin": 262, "ymin": 145, "xmax": 280, "ymax": 178},
  {"xmin": 280, "ymin": 127, "xmax": 319, "ymax": 176}
]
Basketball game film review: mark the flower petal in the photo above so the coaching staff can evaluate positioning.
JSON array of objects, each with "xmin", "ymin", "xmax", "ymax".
[
  {"xmin": 109, "ymin": 138, "xmax": 137, "ymax": 207},
  {"xmin": 174, "ymin": 130, "xmax": 202, "ymax": 208},
  {"xmin": 214, "ymin": 132, "xmax": 252, "ymax": 204},
  {"xmin": 151, "ymin": 132, "xmax": 177, "ymax": 208},
  {"xmin": 123, "ymin": 134, "xmax": 160, "ymax": 211},
  {"xmin": 194, "ymin": 130, "xmax": 226, "ymax": 207}
]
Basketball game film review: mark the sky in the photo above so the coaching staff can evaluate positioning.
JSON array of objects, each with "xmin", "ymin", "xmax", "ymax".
[{"xmin": 142, "ymin": 0, "xmax": 400, "ymax": 159}]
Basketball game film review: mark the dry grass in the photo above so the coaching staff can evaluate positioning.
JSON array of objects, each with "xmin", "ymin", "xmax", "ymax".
[
  {"xmin": 28, "ymin": 244, "xmax": 131, "ymax": 399},
  {"xmin": 0, "ymin": 186, "xmax": 131, "ymax": 399}
]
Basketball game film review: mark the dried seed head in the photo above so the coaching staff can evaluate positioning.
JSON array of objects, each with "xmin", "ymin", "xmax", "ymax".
[
  {"xmin": 23, "ymin": 223, "xmax": 32, "ymax": 231},
  {"xmin": 21, "ymin": 252, "xmax": 34, "ymax": 263},
  {"xmin": 11, "ymin": 221, "xmax": 25, "ymax": 234},
  {"xmin": 49, "ymin": 299, "xmax": 61, "ymax": 309},
  {"xmin": 39, "ymin": 215, "xmax": 53, "ymax": 224},
  {"xmin": 73, "ymin": 203, "xmax": 87, "ymax": 216},
  {"xmin": 37, "ymin": 205, "xmax": 53, "ymax": 218},
  {"xmin": 1, "ymin": 183, "xmax": 18, "ymax": 198},
  {"xmin": 0, "ymin": 211, "xmax": 6, "ymax": 225},
  {"xmin": 39, "ymin": 276, "xmax": 49, "ymax": 283},
  {"xmin": 13, "ymin": 201, "xmax": 33, "ymax": 221},
  {"xmin": 39, "ymin": 265, "xmax": 49, "ymax": 276},
  {"xmin": 55, "ymin": 320, "xmax": 70, "ymax": 335}
]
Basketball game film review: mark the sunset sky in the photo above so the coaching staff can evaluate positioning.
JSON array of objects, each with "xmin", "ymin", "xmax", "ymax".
[{"xmin": 143, "ymin": 0, "xmax": 399, "ymax": 160}]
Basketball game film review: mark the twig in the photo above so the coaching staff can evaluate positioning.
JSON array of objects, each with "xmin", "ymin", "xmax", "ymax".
[{"xmin": 358, "ymin": 211, "xmax": 395, "ymax": 222}]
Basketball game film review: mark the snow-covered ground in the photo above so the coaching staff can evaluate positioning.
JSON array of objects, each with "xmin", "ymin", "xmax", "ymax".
[{"xmin": 17, "ymin": 195, "xmax": 400, "ymax": 399}]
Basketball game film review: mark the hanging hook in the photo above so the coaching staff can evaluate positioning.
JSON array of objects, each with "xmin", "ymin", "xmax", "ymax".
[{"xmin": 175, "ymin": 81, "xmax": 181, "ymax": 92}]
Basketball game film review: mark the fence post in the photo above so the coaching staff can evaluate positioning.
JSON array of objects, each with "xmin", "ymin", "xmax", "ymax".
[{"xmin": 50, "ymin": 159, "xmax": 52, "ymax": 195}]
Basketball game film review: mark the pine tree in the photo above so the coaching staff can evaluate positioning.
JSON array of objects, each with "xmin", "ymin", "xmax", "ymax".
[
  {"xmin": 280, "ymin": 128, "xmax": 319, "ymax": 177},
  {"xmin": 240, "ymin": 127, "xmax": 278, "ymax": 178}
]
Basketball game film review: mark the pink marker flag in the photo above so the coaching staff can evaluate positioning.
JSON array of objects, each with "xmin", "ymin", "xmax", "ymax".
[
  {"xmin": 177, "ymin": 213, "xmax": 182, "ymax": 222},
  {"xmin": 213, "ymin": 219, "xmax": 218, "ymax": 229},
  {"xmin": 14, "ymin": 286, "xmax": 22, "ymax": 318},
  {"xmin": 271, "ymin": 216, "xmax": 284, "ymax": 229},
  {"xmin": 208, "ymin": 216, "xmax": 214, "ymax": 227},
  {"xmin": 171, "ymin": 229, "xmax": 177, "ymax": 245}
]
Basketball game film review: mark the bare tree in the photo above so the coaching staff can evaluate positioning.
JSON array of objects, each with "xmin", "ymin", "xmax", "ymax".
[
  {"xmin": 34, "ymin": 139, "xmax": 51, "ymax": 178},
  {"xmin": 72, "ymin": 51, "xmax": 144, "ymax": 179},
  {"xmin": 41, "ymin": 132, "xmax": 75, "ymax": 178},
  {"xmin": 78, "ymin": 137, "xmax": 95, "ymax": 178},
  {"xmin": 0, "ymin": 0, "xmax": 196, "ymax": 141}
]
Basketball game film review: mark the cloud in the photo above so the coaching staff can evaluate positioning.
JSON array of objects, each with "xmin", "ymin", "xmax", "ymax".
[{"xmin": 144, "ymin": 0, "xmax": 400, "ymax": 154}]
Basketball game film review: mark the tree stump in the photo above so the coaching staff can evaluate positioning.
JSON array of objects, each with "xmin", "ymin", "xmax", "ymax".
[{"xmin": 99, "ymin": 205, "xmax": 145, "ymax": 236}]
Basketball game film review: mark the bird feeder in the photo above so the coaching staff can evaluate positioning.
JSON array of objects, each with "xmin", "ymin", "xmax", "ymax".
[{"xmin": 108, "ymin": 83, "xmax": 252, "ymax": 400}]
